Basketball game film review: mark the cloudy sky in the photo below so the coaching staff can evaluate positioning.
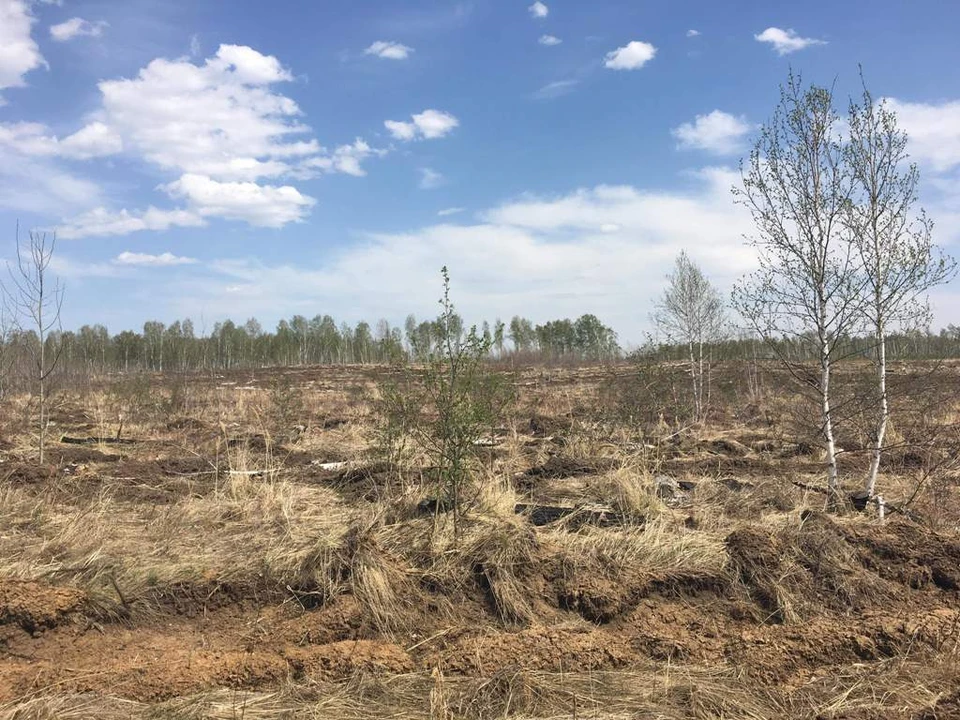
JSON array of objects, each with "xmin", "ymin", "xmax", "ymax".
[{"xmin": 1, "ymin": 0, "xmax": 958, "ymax": 343}]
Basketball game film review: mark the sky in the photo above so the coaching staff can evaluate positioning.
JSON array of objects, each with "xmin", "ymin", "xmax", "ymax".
[{"xmin": 1, "ymin": 0, "xmax": 959, "ymax": 345}]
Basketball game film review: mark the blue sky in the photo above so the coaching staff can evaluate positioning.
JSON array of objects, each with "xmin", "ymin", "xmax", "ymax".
[{"xmin": 1, "ymin": 0, "xmax": 959, "ymax": 343}]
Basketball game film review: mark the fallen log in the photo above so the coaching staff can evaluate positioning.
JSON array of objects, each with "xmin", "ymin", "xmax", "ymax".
[{"xmin": 60, "ymin": 435, "xmax": 137, "ymax": 446}]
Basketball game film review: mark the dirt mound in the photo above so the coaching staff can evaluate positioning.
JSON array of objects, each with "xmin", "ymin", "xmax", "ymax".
[
  {"xmin": 844, "ymin": 519, "xmax": 960, "ymax": 591},
  {"xmin": 430, "ymin": 624, "xmax": 633, "ymax": 675},
  {"xmin": 733, "ymin": 608, "xmax": 960, "ymax": 684},
  {"xmin": 293, "ymin": 639, "xmax": 414, "ymax": 680},
  {"xmin": 555, "ymin": 571, "xmax": 647, "ymax": 623},
  {"xmin": 0, "ymin": 579, "xmax": 86, "ymax": 634},
  {"xmin": 271, "ymin": 595, "xmax": 366, "ymax": 645},
  {"xmin": 623, "ymin": 598, "xmax": 736, "ymax": 662},
  {"xmin": 3, "ymin": 462, "xmax": 56, "ymax": 485},
  {"xmin": 726, "ymin": 513, "xmax": 905, "ymax": 622},
  {"xmin": 149, "ymin": 580, "xmax": 260, "ymax": 617}
]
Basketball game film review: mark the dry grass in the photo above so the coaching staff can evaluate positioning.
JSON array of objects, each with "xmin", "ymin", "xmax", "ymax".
[
  {"xmin": 2, "ymin": 656, "xmax": 957, "ymax": 719},
  {"xmin": 1, "ymin": 363, "xmax": 959, "ymax": 719},
  {"xmin": 0, "ymin": 472, "xmax": 353, "ymax": 620}
]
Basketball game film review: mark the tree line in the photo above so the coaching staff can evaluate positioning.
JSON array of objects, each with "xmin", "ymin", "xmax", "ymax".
[{"xmin": 0, "ymin": 307, "xmax": 620, "ymax": 383}]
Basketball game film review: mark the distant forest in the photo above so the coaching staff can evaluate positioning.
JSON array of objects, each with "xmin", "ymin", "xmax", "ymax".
[{"xmin": 2, "ymin": 310, "xmax": 959, "ymax": 384}]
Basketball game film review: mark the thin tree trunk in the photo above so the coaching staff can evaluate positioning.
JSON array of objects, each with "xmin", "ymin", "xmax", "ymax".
[
  {"xmin": 865, "ymin": 321, "xmax": 888, "ymax": 497},
  {"xmin": 820, "ymin": 336, "xmax": 839, "ymax": 490},
  {"xmin": 688, "ymin": 341, "xmax": 700, "ymax": 421}
]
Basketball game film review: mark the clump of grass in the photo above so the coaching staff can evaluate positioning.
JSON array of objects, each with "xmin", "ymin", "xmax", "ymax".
[
  {"xmin": 585, "ymin": 463, "xmax": 662, "ymax": 523},
  {"xmin": 550, "ymin": 517, "xmax": 727, "ymax": 583}
]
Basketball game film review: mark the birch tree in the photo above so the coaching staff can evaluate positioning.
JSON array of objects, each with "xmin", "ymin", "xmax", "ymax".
[
  {"xmin": 732, "ymin": 73, "xmax": 862, "ymax": 491},
  {"xmin": 845, "ymin": 78, "xmax": 957, "ymax": 498},
  {"xmin": 653, "ymin": 251, "xmax": 727, "ymax": 421},
  {"xmin": 5, "ymin": 226, "xmax": 65, "ymax": 464}
]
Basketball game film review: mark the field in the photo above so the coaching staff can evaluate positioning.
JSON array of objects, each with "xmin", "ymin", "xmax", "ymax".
[{"xmin": 1, "ymin": 361, "xmax": 959, "ymax": 719}]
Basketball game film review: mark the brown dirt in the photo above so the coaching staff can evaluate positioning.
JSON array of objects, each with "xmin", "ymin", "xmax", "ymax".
[
  {"xmin": 0, "ymin": 579, "xmax": 86, "ymax": 634},
  {"xmin": 2, "ymin": 462, "xmax": 56, "ymax": 485},
  {"xmin": 0, "ymin": 600, "xmax": 412, "ymax": 702}
]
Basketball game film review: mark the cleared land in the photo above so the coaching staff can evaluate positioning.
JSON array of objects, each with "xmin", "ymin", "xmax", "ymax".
[{"xmin": 0, "ymin": 361, "xmax": 959, "ymax": 719}]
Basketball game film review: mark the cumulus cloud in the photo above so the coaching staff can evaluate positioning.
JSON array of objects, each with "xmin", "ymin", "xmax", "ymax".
[
  {"xmin": 0, "ymin": 121, "xmax": 122, "ymax": 159},
  {"xmin": 528, "ymin": 1, "xmax": 548, "ymax": 19},
  {"xmin": 437, "ymin": 207, "xmax": 465, "ymax": 217},
  {"xmin": 364, "ymin": 40, "xmax": 413, "ymax": 60},
  {"xmin": 385, "ymin": 109, "xmax": 459, "ymax": 141},
  {"xmin": 604, "ymin": 41, "xmax": 657, "ymax": 70},
  {"xmin": 27, "ymin": 44, "xmax": 383, "ymax": 237},
  {"xmin": 754, "ymin": 27, "xmax": 826, "ymax": 55},
  {"xmin": 94, "ymin": 44, "xmax": 310, "ymax": 181},
  {"xmin": 160, "ymin": 173, "xmax": 315, "ymax": 227},
  {"xmin": 114, "ymin": 251, "xmax": 198, "ymax": 267},
  {"xmin": 671, "ymin": 110, "xmax": 752, "ymax": 155},
  {"xmin": 58, "ymin": 207, "xmax": 204, "ymax": 239},
  {"xmin": 50, "ymin": 17, "xmax": 109, "ymax": 42},
  {"xmin": 0, "ymin": 0, "xmax": 46, "ymax": 99},
  {"xmin": 538, "ymin": 35, "xmax": 562, "ymax": 46},
  {"xmin": 686, "ymin": 29, "xmax": 701, "ymax": 38}
]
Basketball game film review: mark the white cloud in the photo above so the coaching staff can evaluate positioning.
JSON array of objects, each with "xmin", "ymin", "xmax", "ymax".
[
  {"xmin": 604, "ymin": 41, "xmax": 657, "ymax": 70},
  {"xmin": 299, "ymin": 138, "xmax": 384, "ymax": 177},
  {"xmin": 385, "ymin": 109, "xmax": 459, "ymax": 141},
  {"xmin": 884, "ymin": 98, "xmax": 960, "ymax": 173},
  {"xmin": 32, "ymin": 44, "xmax": 383, "ymax": 237},
  {"xmin": 0, "ymin": 122, "xmax": 105, "ymax": 214},
  {"xmin": 95, "ymin": 44, "xmax": 311, "ymax": 181},
  {"xmin": 0, "ymin": 121, "xmax": 122, "ymax": 159},
  {"xmin": 419, "ymin": 167, "xmax": 444, "ymax": 189},
  {"xmin": 437, "ymin": 207, "xmax": 465, "ymax": 217},
  {"xmin": 686, "ymin": 29, "xmax": 701, "ymax": 38},
  {"xmin": 189, "ymin": 34, "xmax": 201, "ymax": 57},
  {"xmin": 160, "ymin": 169, "xmax": 754, "ymax": 343},
  {"xmin": 114, "ymin": 251, "xmax": 198, "ymax": 267},
  {"xmin": 528, "ymin": 2, "xmax": 548, "ymax": 19},
  {"xmin": 671, "ymin": 110, "xmax": 752, "ymax": 155},
  {"xmin": 754, "ymin": 27, "xmax": 826, "ymax": 55},
  {"xmin": 58, "ymin": 207, "xmax": 205, "ymax": 239},
  {"xmin": 384, "ymin": 120, "xmax": 417, "ymax": 141},
  {"xmin": 364, "ymin": 40, "xmax": 414, "ymax": 60},
  {"xmin": 538, "ymin": 35, "xmax": 562, "ymax": 46},
  {"xmin": 0, "ymin": 153, "xmax": 100, "ymax": 215},
  {"xmin": 413, "ymin": 109, "xmax": 459, "ymax": 139},
  {"xmin": 0, "ymin": 0, "xmax": 46, "ymax": 98},
  {"xmin": 534, "ymin": 79, "xmax": 579, "ymax": 99},
  {"xmin": 50, "ymin": 17, "xmax": 109, "ymax": 42},
  {"xmin": 161, "ymin": 173, "xmax": 315, "ymax": 227}
]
